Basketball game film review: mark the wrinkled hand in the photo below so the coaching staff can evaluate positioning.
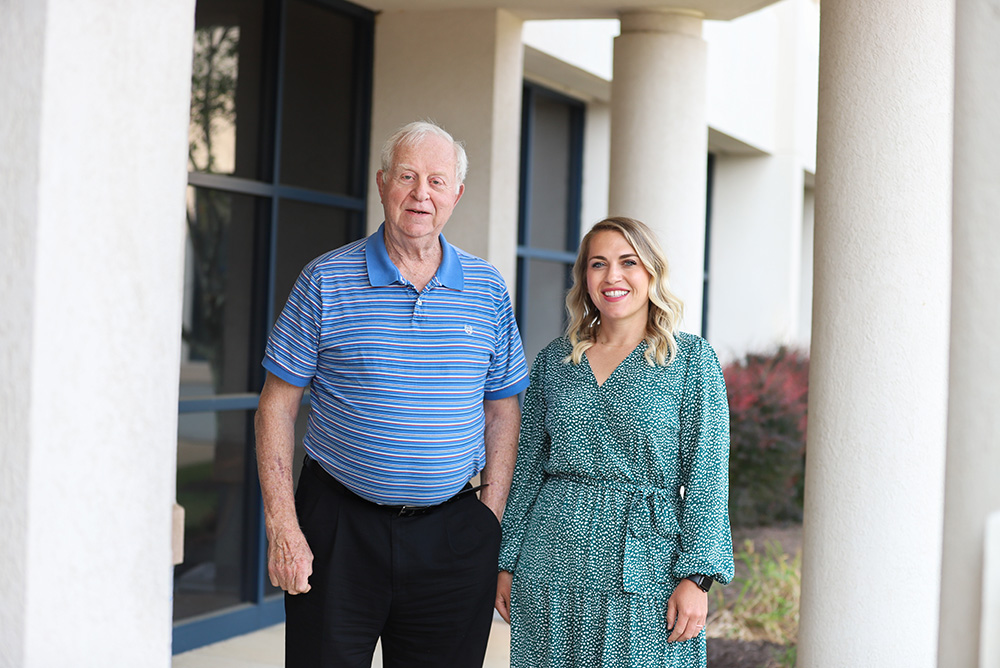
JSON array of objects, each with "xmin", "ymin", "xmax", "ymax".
[
  {"xmin": 666, "ymin": 578, "xmax": 708, "ymax": 642},
  {"xmin": 267, "ymin": 525, "xmax": 314, "ymax": 595},
  {"xmin": 495, "ymin": 570, "xmax": 513, "ymax": 623}
]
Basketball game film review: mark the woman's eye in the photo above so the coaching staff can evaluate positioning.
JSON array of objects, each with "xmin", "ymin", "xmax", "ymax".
[
  {"xmin": 590, "ymin": 261, "xmax": 605, "ymax": 269},
  {"xmin": 623, "ymin": 259, "xmax": 637, "ymax": 267}
]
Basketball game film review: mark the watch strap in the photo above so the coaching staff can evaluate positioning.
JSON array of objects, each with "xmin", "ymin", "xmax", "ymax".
[{"xmin": 685, "ymin": 574, "xmax": 713, "ymax": 592}]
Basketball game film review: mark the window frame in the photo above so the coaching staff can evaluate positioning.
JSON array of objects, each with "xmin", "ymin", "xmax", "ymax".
[{"xmin": 173, "ymin": 0, "xmax": 373, "ymax": 653}]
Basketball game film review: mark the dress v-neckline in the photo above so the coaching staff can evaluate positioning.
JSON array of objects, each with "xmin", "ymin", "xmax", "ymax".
[{"xmin": 584, "ymin": 342, "xmax": 643, "ymax": 388}]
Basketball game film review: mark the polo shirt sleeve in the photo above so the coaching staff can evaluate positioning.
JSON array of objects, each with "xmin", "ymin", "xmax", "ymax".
[
  {"xmin": 262, "ymin": 265, "xmax": 322, "ymax": 388},
  {"xmin": 483, "ymin": 288, "xmax": 529, "ymax": 400}
]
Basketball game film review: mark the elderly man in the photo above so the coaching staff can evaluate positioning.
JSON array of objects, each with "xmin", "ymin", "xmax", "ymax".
[{"xmin": 255, "ymin": 120, "xmax": 528, "ymax": 668}]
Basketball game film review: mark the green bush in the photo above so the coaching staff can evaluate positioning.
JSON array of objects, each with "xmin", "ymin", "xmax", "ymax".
[{"xmin": 723, "ymin": 348, "xmax": 808, "ymax": 527}]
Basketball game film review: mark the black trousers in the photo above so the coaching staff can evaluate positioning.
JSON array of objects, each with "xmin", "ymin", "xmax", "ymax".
[{"xmin": 285, "ymin": 458, "xmax": 501, "ymax": 668}]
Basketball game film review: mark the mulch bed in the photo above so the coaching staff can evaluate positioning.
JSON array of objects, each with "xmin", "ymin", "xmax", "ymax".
[{"xmin": 708, "ymin": 638, "xmax": 788, "ymax": 668}]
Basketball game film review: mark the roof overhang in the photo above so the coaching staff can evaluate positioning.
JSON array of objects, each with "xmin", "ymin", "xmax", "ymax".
[{"xmin": 354, "ymin": 0, "xmax": 782, "ymax": 22}]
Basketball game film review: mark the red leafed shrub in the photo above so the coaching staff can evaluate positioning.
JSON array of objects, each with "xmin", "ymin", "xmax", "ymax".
[{"xmin": 723, "ymin": 347, "xmax": 809, "ymax": 527}]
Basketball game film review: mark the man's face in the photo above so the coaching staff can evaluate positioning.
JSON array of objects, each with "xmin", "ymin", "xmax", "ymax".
[{"xmin": 376, "ymin": 135, "xmax": 465, "ymax": 244}]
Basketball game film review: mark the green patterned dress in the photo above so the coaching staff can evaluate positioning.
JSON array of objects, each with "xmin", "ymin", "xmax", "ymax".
[{"xmin": 498, "ymin": 333, "xmax": 734, "ymax": 668}]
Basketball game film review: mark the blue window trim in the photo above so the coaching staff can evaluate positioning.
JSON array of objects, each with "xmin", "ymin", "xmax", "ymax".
[
  {"xmin": 178, "ymin": 393, "xmax": 260, "ymax": 413},
  {"xmin": 173, "ymin": 598, "xmax": 285, "ymax": 654}
]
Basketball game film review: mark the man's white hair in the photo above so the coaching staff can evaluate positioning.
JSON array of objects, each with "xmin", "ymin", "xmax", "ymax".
[{"xmin": 380, "ymin": 120, "xmax": 468, "ymax": 191}]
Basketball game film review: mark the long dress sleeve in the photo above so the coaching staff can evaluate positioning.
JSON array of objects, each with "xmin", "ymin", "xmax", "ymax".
[
  {"xmin": 672, "ymin": 336, "xmax": 735, "ymax": 585},
  {"xmin": 498, "ymin": 348, "xmax": 551, "ymax": 573}
]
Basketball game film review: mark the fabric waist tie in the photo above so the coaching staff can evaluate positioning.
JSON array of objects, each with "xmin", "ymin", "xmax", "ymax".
[
  {"xmin": 304, "ymin": 456, "xmax": 486, "ymax": 517},
  {"xmin": 551, "ymin": 474, "xmax": 681, "ymax": 594}
]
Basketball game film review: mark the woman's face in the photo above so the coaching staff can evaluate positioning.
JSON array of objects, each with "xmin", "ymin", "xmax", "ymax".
[{"xmin": 585, "ymin": 230, "xmax": 651, "ymax": 328}]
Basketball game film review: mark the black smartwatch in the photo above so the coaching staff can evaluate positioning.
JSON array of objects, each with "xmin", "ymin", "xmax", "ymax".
[{"xmin": 685, "ymin": 574, "xmax": 713, "ymax": 592}]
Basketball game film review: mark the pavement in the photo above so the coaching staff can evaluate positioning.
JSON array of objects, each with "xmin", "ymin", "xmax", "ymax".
[{"xmin": 173, "ymin": 616, "xmax": 512, "ymax": 668}]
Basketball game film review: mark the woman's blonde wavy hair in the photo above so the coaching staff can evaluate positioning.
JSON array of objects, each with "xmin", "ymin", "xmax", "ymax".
[{"xmin": 564, "ymin": 217, "xmax": 684, "ymax": 367}]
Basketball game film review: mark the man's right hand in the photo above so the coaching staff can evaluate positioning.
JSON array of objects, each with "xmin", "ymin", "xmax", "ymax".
[
  {"xmin": 256, "ymin": 373, "xmax": 311, "ymax": 594},
  {"xmin": 267, "ymin": 525, "xmax": 314, "ymax": 594}
]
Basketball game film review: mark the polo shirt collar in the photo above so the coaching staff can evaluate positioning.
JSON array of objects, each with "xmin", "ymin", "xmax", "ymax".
[{"xmin": 365, "ymin": 223, "xmax": 465, "ymax": 290}]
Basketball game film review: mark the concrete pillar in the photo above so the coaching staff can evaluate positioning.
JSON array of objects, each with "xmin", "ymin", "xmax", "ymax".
[
  {"xmin": 938, "ymin": 0, "xmax": 1000, "ymax": 664},
  {"xmin": 0, "ymin": 1, "xmax": 194, "ymax": 665},
  {"xmin": 367, "ymin": 10, "xmax": 524, "ymax": 288},
  {"xmin": 610, "ymin": 10, "xmax": 707, "ymax": 330},
  {"xmin": 798, "ymin": 1, "xmax": 954, "ymax": 666}
]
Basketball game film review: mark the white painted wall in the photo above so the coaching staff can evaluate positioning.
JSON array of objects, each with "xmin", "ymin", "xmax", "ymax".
[
  {"xmin": 704, "ymin": 8, "xmax": 780, "ymax": 152},
  {"xmin": 708, "ymin": 154, "xmax": 804, "ymax": 361},
  {"xmin": 367, "ymin": 9, "xmax": 525, "ymax": 290},
  {"xmin": 791, "ymin": 0, "xmax": 819, "ymax": 174},
  {"xmin": 706, "ymin": 0, "xmax": 818, "ymax": 359},
  {"xmin": 0, "ymin": 1, "xmax": 195, "ymax": 665},
  {"xmin": 939, "ymin": 0, "xmax": 1000, "ymax": 663},
  {"xmin": 522, "ymin": 19, "xmax": 618, "ymax": 81}
]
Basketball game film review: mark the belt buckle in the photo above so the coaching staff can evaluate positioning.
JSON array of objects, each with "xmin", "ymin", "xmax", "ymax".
[{"xmin": 396, "ymin": 505, "xmax": 422, "ymax": 517}]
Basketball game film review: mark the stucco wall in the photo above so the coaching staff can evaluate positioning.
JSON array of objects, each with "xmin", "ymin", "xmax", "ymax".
[{"xmin": 0, "ymin": 1, "xmax": 195, "ymax": 665}]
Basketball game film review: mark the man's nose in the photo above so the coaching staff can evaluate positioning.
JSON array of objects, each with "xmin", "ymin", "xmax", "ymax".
[{"xmin": 410, "ymin": 180, "xmax": 430, "ymax": 200}]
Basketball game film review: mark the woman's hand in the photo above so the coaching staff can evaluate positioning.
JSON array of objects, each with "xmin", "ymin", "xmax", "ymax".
[
  {"xmin": 495, "ymin": 570, "xmax": 513, "ymax": 623},
  {"xmin": 666, "ymin": 578, "xmax": 708, "ymax": 642}
]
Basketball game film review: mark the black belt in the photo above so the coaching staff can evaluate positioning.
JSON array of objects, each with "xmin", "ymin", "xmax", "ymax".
[{"xmin": 304, "ymin": 455, "xmax": 488, "ymax": 517}]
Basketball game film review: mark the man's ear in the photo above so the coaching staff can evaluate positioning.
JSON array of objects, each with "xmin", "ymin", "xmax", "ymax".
[
  {"xmin": 376, "ymin": 170, "xmax": 385, "ymax": 201},
  {"xmin": 454, "ymin": 182, "xmax": 465, "ymax": 205}
]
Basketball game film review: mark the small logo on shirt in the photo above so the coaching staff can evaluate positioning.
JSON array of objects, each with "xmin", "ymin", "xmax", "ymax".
[{"xmin": 464, "ymin": 324, "xmax": 474, "ymax": 335}]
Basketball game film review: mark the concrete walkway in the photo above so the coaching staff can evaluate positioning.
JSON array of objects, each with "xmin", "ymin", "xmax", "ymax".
[{"xmin": 173, "ymin": 617, "xmax": 512, "ymax": 668}]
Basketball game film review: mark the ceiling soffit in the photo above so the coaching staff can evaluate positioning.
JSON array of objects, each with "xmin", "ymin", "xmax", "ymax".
[{"xmin": 354, "ymin": 0, "xmax": 782, "ymax": 22}]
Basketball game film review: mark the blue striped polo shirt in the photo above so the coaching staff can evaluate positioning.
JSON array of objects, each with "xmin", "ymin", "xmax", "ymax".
[{"xmin": 263, "ymin": 224, "xmax": 529, "ymax": 505}]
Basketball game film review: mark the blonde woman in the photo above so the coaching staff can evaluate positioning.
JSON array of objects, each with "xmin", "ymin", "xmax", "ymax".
[{"xmin": 496, "ymin": 217, "xmax": 734, "ymax": 667}]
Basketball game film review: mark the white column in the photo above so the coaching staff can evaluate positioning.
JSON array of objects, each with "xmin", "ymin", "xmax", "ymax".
[
  {"xmin": 798, "ymin": 1, "xmax": 953, "ymax": 667},
  {"xmin": 0, "ymin": 1, "xmax": 194, "ymax": 665},
  {"xmin": 610, "ymin": 10, "xmax": 707, "ymax": 331},
  {"xmin": 367, "ymin": 10, "xmax": 524, "ymax": 289},
  {"xmin": 939, "ymin": 0, "xmax": 1000, "ymax": 664}
]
